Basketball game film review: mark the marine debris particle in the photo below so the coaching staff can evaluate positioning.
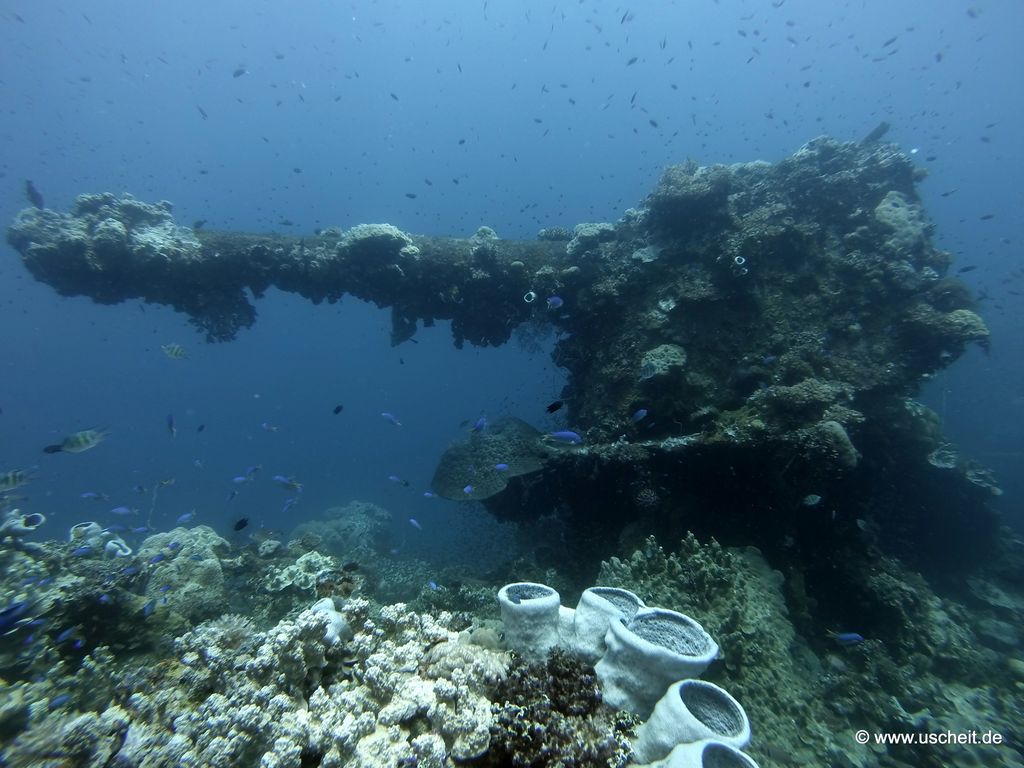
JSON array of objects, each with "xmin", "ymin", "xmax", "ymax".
[{"xmin": 431, "ymin": 417, "xmax": 548, "ymax": 501}]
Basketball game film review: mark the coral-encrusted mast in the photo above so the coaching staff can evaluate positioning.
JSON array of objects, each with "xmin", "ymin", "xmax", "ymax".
[{"xmin": 6, "ymin": 137, "xmax": 998, "ymax": 567}]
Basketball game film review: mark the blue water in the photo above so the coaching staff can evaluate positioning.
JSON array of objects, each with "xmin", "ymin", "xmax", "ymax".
[{"xmin": 1, "ymin": 0, "xmax": 1021, "ymax": 549}]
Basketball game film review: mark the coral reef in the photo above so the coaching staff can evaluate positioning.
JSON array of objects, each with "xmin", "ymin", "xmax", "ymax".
[
  {"xmin": 477, "ymin": 649, "xmax": 636, "ymax": 768},
  {"xmin": 599, "ymin": 534, "xmax": 1024, "ymax": 768},
  {"xmin": 290, "ymin": 501, "xmax": 392, "ymax": 561}
]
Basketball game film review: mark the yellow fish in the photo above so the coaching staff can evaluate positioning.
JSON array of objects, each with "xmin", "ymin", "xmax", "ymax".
[
  {"xmin": 161, "ymin": 343, "xmax": 187, "ymax": 360},
  {"xmin": 43, "ymin": 428, "xmax": 108, "ymax": 454}
]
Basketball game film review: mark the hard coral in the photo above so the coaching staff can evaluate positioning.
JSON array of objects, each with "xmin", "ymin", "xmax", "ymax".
[{"xmin": 478, "ymin": 649, "xmax": 634, "ymax": 768}]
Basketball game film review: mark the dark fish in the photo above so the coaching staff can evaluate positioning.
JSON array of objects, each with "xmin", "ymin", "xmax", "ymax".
[
  {"xmin": 233, "ymin": 517, "xmax": 249, "ymax": 531},
  {"xmin": 626, "ymin": 56, "xmax": 638, "ymax": 66},
  {"xmin": 167, "ymin": 414, "xmax": 176, "ymax": 438},
  {"xmin": 192, "ymin": 219, "xmax": 207, "ymax": 230},
  {"xmin": 197, "ymin": 424, "xmax": 206, "ymax": 433},
  {"xmin": 390, "ymin": 92, "xmax": 399, "ymax": 101},
  {"xmin": 333, "ymin": 404, "xmax": 344, "ymax": 415},
  {"xmin": 957, "ymin": 265, "xmax": 978, "ymax": 273},
  {"xmin": 232, "ymin": 67, "xmax": 247, "ymax": 78},
  {"xmin": 342, "ymin": 561, "xmax": 359, "ymax": 572},
  {"xmin": 546, "ymin": 400, "xmax": 564, "ymax": 414},
  {"xmin": 25, "ymin": 180, "xmax": 44, "ymax": 209},
  {"xmin": 861, "ymin": 121, "xmax": 890, "ymax": 144},
  {"xmin": 979, "ymin": 214, "xmax": 994, "ymax": 220},
  {"xmin": 197, "ymin": 105, "xmax": 208, "ymax": 119},
  {"xmin": 405, "ymin": 192, "xmax": 417, "ymax": 199}
]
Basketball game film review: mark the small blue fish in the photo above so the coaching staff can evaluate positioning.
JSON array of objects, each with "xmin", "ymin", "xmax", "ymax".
[
  {"xmin": 168, "ymin": 541, "xmax": 182, "ymax": 550},
  {"xmin": 409, "ymin": 518, "xmax": 423, "ymax": 531},
  {"xmin": 282, "ymin": 497, "xmax": 299, "ymax": 513},
  {"xmin": 423, "ymin": 491, "xmax": 435, "ymax": 498},
  {"xmin": 131, "ymin": 484, "xmax": 147, "ymax": 494},
  {"xmin": 110, "ymin": 506, "xmax": 135, "ymax": 516},
  {"xmin": 831, "ymin": 632, "xmax": 864, "ymax": 647},
  {"xmin": 225, "ymin": 490, "xmax": 238, "ymax": 503},
  {"xmin": 158, "ymin": 584, "xmax": 171, "ymax": 593},
  {"xmin": 548, "ymin": 430, "xmax": 583, "ymax": 444},
  {"xmin": 427, "ymin": 580, "xmax": 439, "ymax": 591},
  {"xmin": 231, "ymin": 476, "xmax": 248, "ymax": 485},
  {"xmin": 148, "ymin": 553, "xmax": 166, "ymax": 564},
  {"xmin": 495, "ymin": 463, "xmax": 509, "ymax": 472},
  {"xmin": 260, "ymin": 421, "xmax": 279, "ymax": 432},
  {"xmin": 381, "ymin": 412, "xmax": 402, "ymax": 427},
  {"xmin": 472, "ymin": 415, "xmax": 487, "ymax": 432},
  {"xmin": 71, "ymin": 545, "xmax": 93, "ymax": 557},
  {"xmin": 142, "ymin": 599, "xmax": 156, "ymax": 617},
  {"xmin": 0, "ymin": 601, "xmax": 32, "ymax": 633},
  {"xmin": 130, "ymin": 526, "xmax": 150, "ymax": 534},
  {"xmin": 80, "ymin": 491, "xmax": 107, "ymax": 501},
  {"xmin": 98, "ymin": 594, "xmax": 111, "ymax": 604},
  {"xmin": 463, "ymin": 484, "xmax": 474, "ymax": 494},
  {"xmin": 176, "ymin": 511, "xmax": 195, "ymax": 524},
  {"xmin": 56, "ymin": 627, "xmax": 75, "ymax": 643},
  {"xmin": 167, "ymin": 414, "xmax": 176, "ymax": 438},
  {"xmin": 120, "ymin": 565, "xmax": 140, "ymax": 576},
  {"xmin": 104, "ymin": 524, "xmax": 127, "ymax": 532},
  {"xmin": 631, "ymin": 408, "xmax": 649, "ymax": 423},
  {"xmin": 48, "ymin": 694, "xmax": 72, "ymax": 710},
  {"xmin": 192, "ymin": 458, "xmax": 204, "ymax": 469},
  {"xmin": 546, "ymin": 296, "xmax": 564, "ymax": 309},
  {"xmin": 273, "ymin": 474, "xmax": 303, "ymax": 493}
]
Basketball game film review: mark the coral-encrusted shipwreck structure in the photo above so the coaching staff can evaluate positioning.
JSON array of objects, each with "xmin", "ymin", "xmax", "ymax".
[{"xmin": 7, "ymin": 136, "xmax": 999, "ymax": 581}]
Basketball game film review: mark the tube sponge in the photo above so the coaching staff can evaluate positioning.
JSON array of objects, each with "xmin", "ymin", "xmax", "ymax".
[
  {"xmin": 640, "ymin": 739, "xmax": 761, "ymax": 768},
  {"xmin": 595, "ymin": 608, "xmax": 718, "ymax": 717},
  {"xmin": 632, "ymin": 680, "xmax": 750, "ymax": 763},
  {"xmin": 498, "ymin": 582, "xmax": 561, "ymax": 660},
  {"xmin": 571, "ymin": 586, "xmax": 646, "ymax": 663}
]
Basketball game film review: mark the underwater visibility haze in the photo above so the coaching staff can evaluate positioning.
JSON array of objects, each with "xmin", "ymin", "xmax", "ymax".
[{"xmin": 0, "ymin": 1, "xmax": 1022, "ymax": 766}]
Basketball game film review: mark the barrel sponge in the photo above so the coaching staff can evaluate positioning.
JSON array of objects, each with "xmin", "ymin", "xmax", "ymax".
[
  {"xmin": 632, "ymin": 680, "xmax": 750, "ymax": 764},
  {"xmin": 595, "ymin": 608, "xmax": 718, "ymax": 717},
  {"xmin": 642, "ymin": 739, "xmax": 761, "ymax": 768},
  {"xmin": 498, "ymin": 582, "xmax": 561, "ymax": 660},
  {"xmin": 570, "ymin": 586, "xmax": 646, "ymax": 663}
]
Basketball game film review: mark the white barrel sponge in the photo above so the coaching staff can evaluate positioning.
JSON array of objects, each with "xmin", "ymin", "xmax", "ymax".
[
  {"xmin": 595, "ymin": 608, "xmax": 718, "ymax": 717},
  {"xmin": 498, "ymin": 582, "xmax": 561, "ymax": 660},
  {"xmin": 571, "ymin": 586, "xmax": 645, "ymax": 663},
  {"xmin": 632, "ymin": 680, "xmax": 751, "ymax": 763},
  {"xmin": 642, "ymin": 738, "xmax": 760, "ymax": 768}
]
